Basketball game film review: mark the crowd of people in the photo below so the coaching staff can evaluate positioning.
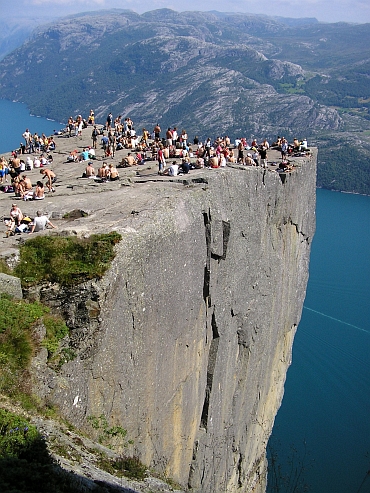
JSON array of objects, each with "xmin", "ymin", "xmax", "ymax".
[{"xmin": 1, "ymin": 110, "xmax": 310, "ymax": 238}]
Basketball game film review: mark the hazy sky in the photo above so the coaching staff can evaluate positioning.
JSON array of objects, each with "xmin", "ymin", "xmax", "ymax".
[{"xmin": 1, "ymin": 0, "xmax": 369, "ymax": 24}]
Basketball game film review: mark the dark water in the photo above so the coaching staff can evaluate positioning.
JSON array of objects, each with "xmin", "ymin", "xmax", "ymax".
[
  {"xmin": 0, "ymin": 99, "xmax": 64, "ymax": 154},
  {"xmin": 268, "ymin": 188, "xmax": 370, "ymax": 493}
]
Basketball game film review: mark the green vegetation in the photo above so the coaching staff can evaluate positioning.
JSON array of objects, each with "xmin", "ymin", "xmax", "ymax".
[
  {"xmin": 0, "ymin": 408, "xmax": 40, "ymax": 459},
  {"xmin": 95, "ymin": 451, "xmax": 147, "ymax": 481},
  {"xmin": 0, "ymin": 294, "xmax": 69, "ymax": 394},
  {"xmin": 14, "ymin": 232, "xmax": 121, "ymax": 286},
  {"xmin": 0, "ymin": 408, "xmax": 111, "ymax": 493},
  {"xmin": 87, "ymin": 414, "xmax": 134, "ymax": 449},
  {"xmin": 0, "ymin": 259, "xmax": 12, "ymax": 275},
  {"xmin": 41, "ymin": 315, "xmax": 69, "ymax": 356},
  {"xmin": 317, "ymin": 139, "xmax": 370, "ymax": 195}
]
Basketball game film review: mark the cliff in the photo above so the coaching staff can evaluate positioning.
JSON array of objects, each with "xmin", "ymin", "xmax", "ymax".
[{"xmin": 12, "ymin": 149, "xmax": 316, "ymax": 491}]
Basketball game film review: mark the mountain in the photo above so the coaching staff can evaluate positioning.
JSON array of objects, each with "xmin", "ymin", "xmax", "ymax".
[{"xmin": 0, "ymin": 9, "xmax": 369, "ymax": 194}]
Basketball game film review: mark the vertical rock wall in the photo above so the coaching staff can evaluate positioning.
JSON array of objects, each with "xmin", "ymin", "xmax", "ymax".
[{"xmin": 46, "ymin": 155, "xmax": 316, "ymax": 492}]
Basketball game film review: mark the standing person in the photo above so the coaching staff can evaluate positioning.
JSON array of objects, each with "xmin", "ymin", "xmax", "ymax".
[
  {"xmin": 259, "ymin": 145, "xmax": 268, "ymax": 169},
  {"xmin": 22, "ymin": 129, "xmax": 31, "ymax": 151},
  {"xmin": 237, "ymin": 141, "xmax": 244, "ymax": 163},
  {"xmin": 153, "ymin": 123, "xmax": 161, "ymax": 141},
  {"xmin": 157, "ymin": 145, "xmax": 166, "ymax": 175},
  {"xmin": 67, "ymin": 116, "xmax": 74, "ymax": 137},
  {"xmin": 88, "ymin": 109, "xmax": 95, "ymax": 125},
  {"xmin": 281, "ymin": 138, "xmax": 288, "ymax": 160},
  {"xmin": 29, "ymin": 211, "xmax": 56, "ymax": 233},
  {"xmin": 40, "ymin": 168, "xmax": 56, "ymax": 192},
  {"xmin": 106, "ymin": 112, "xmax": 113, "ymax": 130},
  {"xmin": 172, "ymin": 127, "xmax": 178, "ymax": 146},
  {"xmin": 181, "ymin": 129, "xmax": 188, "ymax": 148},
  {"xmin": 166, "ymin": 128, "xmax": 173, "ymax": 147}
]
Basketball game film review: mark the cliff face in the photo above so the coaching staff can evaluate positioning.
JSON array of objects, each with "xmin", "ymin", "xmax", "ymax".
[{"xmin": 30, "ymin": 155, "xmax": 316, "ymax": 492}]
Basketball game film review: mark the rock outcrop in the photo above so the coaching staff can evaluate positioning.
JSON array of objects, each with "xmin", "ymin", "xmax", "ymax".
[{"xmin": 25, "ymin": 152, "xmax": 316, "ymax": 492}]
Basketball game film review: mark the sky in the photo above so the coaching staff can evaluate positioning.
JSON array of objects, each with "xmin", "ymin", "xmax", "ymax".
[{"xmin": 1, "ymin": 0, "xmax": 370, "ymax": 25}]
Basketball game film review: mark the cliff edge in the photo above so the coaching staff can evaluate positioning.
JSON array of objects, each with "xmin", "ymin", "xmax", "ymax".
[{"xmin": 0, "ymin": 137, "xmax": 316, "ymax": 492}]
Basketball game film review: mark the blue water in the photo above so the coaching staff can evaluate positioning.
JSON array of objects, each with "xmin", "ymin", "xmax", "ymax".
[
  {"xmin": 0, "ymin": 99, "xmax": 64, "ymax": 154},
  {"xmin": 268, "ymin": 188, "xmax": 370, "ymax": 493}
]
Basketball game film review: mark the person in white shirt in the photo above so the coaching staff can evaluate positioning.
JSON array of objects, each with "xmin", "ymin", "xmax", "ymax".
[{"xmin": 29, "ymin": 211, "xmax": 56, "ymax": 233}]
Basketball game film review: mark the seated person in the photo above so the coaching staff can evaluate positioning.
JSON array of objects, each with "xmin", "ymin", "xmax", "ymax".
[
  {"xmin": 107, "ymin": 163, "xmax": 119, "ymax": 181},
  {"xmin": 19, "ymin": 175, "xmax": 33, "ymax": 199},
  {"xmin": 88, "ymin": 147, "xmax": 96, "ymax": 159},
  {"xmin": 124, "ymin": 153, "xmax": 137, "ymax": 167},
  {"xmin": 67, "ymin": 150, "xmax": 79, "ymax": 162},
  {"xmin": 33, "ymin": 181, "xmax": 45, "ymax": 200},
  {"xmin": 195, "ymin": 157, "xmax": 204, "ymax": 168},
  {"xmin": 164, "ymin": 161, "xmax": 179, "ymax": 176},
  {"xmin": 209, "ymin": 156, "xmax": 219, "ymax": 168},
  {"xmin": 180, "ymin": 160, "xmax": 190, "ymax": 174},
  {"xmin": 245, "ymin": 153, "xmax": 255, "ymax": 166},
  {"xmin": 10, "ymin": 203, "xmax": 23, "ymax": 226},
  {"xmin": 26, "ymin": 156, "xmax": 34, "ymax": 170},
  {"xmin": 96, "ymin": 163, "xmax": 109, "ymax": 180},
  {"xmin": 82, "ymin": 162, "xmax": 95, "ymax": 178},
  {"xmin": 79, "ymin": 148, "xmax": 90, "ymax": 161},
  {"xmin": 278, "ymin": 160, "xmax": 294, "ymax": 172},
  {"xmin": 29, "ymin": 210, "xmax": 56, "ymax": 233}
]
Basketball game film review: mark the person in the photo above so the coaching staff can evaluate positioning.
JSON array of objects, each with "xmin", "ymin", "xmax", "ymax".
[
  {"xmin": 281, "ymin": 138, "xmax": 288, "ymax": 160},
  {"xmin": 153, "ymin": 123, "xmax": 161, "ymax": 141},
  {"xmin": 259, "ymin": 146, "xmax": 268, "ymax": 169},
  {"xmin": 157, "ymin": 145, "xmax": 166, "ymax": 174},
  {"xmin": 40, "ymin": 168, "xmax": 56, "ymax": 192},
  {"xmin": 10, "ymin": 203, "xmax": 23, "ymax": 226},
  {"xmin": 83, "ymin": 162, "xmax": 95, "ymax": 178},
  {"xmin": 33, "ymin": 181, "xmax": 45, "ymax": 200},
  {"xmin": 91, "ymin": 125, "xmax": 99, "ymax": 149},
  {"xmin": 106, "ymin": 112, "xmax": 113, "ymax": 130},
  {"xmin": 29, "ymin": 210, "xmax": 56, "ymax": 233},
  {"xmin": 165, "ymin": 161, "xmax": 179, "ymax": 176},
  {"xmin": 88, "ymin": 109, "xmax": 95, "ymax": 125},
  {"xmin": 181, "ymin": 129, "xmax": 188, "ymax": 148},
  {"xmin": 172, "ymin": 127, "xmax": 178, "ymax": 146},
  {"xmin": 22, "ymin": 129, "xmax": 31, "ymax": 150},
  {"xmin": 80, "ymin": 148, "xmax": 90, "ymax": 161},
  {"xmin": 125, "ymin": 153, "xmax": 137, "ymax": 166},
  {"xmin": 97, "ymin": 162, "xmax": 109, "ymax": 181},
  {"xmin": 19, "ymin": 174, "xmax": 33, "ymax": 199},
  {"xmin": 107, "ymin": 163, "xmax": 119, "ymax": 181},
  {"xmin": 166, "ymin": 128, "xmax": 173, "ymax": 146},
  {"xmin": 180, "ymin": 160, "xmax": 190, "ymax": 174}
]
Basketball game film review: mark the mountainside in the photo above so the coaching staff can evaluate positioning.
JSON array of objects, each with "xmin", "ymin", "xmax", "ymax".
[{"xmin": 0, "ymin": 9, "xmax": 369, "ymax": 193}]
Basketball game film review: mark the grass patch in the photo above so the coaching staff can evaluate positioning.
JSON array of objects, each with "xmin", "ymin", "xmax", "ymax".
[
  {"xmin": 95, "ymin": 452, "xmax": 147, "ymax": 481},
  {"xmin": 14, "ymin": 232, "xmax": 121, "ymax": 287},
  {"xmin": 0, "ymin": 294, "xmax": 69, "ymax": 394},
  {"xmin": 0, "ymin": 259, "xmax": 12, "ymax": 275}
]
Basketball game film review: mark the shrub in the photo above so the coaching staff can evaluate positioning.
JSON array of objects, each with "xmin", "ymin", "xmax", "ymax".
[
  {"xmin": 0, "ymin": 294, "xmax": 69, "ymax": 393},
  {"xmin": 0, "ymin": 408, "xmax": 40, "ymax": 459},
  {"xmin": 14, "ymin": 232, "xmax": 122, "ymax": 286}
]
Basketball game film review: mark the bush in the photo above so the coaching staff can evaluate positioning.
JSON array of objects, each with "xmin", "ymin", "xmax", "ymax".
[
  {"xmin": 0, "ymin": 294, "xmax": 69, "ymax": 393},
  {"xmin": 14, "ymin": 232, "xmax": 122, "ymax": 286},
  {"xmin": 0, "ymin": 408, "xmax": 40, "ymax": 459}
]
